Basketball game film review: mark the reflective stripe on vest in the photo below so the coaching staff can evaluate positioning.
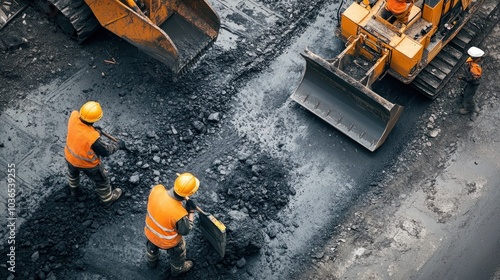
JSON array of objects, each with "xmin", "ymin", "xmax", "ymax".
[
  {"xmin": 64, "ymin": 111, "xmax": 101, "ymax": 168},
  {"xmin": 146, "ymin": 210, "xmax": 178, "ymax": 239},
  {"xmin": 65, "ymin": 144, "xmax": 98, "ymax": 164},
  {"xmin": 144, "ymin": 185, "xmax": 187, "ymax": 249},
  {"xmin": 145, "ymin": 224, "xmax": 178, "ymax": 240}
]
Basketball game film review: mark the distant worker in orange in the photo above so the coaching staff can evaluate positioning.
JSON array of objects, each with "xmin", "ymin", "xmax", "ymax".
[
  {"xmin": 384, "ymin": 0, "xmax": 414, "ymax": 24},
  {"xmin": 458, "ymin": 46, "xmax": 484, "ymax": 115},
  {"xmin": 144, "ymin": 173, "xmax": 200, "ymax": 277},
  {"xmin": 64, "ymin": 101, "xmax": 125, "ymax": 207}
]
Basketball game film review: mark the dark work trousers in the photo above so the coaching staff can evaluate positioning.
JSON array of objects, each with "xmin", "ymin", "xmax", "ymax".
[
  {"xmin": 146, "ymin": 238, "xmax": 187, "ymax": 274},
  {"xmin": 461, "ymin": 82, "xmax": 479, "ymax": 112},
  {"xmin": 66, "ymin": 160, "xmax": 113, "ymax": 202}
]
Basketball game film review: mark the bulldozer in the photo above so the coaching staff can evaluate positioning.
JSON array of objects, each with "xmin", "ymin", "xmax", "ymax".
[
  {"xmin": 291, "ymin": 0, "xmax": 491, "ymax": 151},
  {"xmin": 29, "ymin": 0, "xmax": 220, "ymax": 75}
]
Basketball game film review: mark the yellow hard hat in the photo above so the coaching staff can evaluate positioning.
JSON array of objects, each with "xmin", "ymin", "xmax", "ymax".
[
  {"xmin": 79, "ymin": 101, "xmax": 103, "ymax": 123},
  {"xmin": 174, "ymin": 173, "xmax": 200, "ymax": 197}
]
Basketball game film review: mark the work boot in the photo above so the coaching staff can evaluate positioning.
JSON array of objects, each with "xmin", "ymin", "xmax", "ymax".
[
  {"xmin": 69, "ymin": 186, "xmax": 79, "ymax": 197},
  {"xmin": 102, "ymin": 188, "xmax": 123, "ymax": 208},
  {"xmin": 147, "ymin": 258, "xmax": 158, "ymax": 268},
  {"xmin": 470, "ymin": 111, "xmax": 478, "ymax": 122},
  {"xmin": 458, "ymin": 108, "xmax": 470, "ymax": 115},
  {"xmin": 171, "ymin": 260, "xmax": 194, "ymax": 277},
  {"xmin": 146, "ymin": 250, "xmax": 159, "ymax": 268}
]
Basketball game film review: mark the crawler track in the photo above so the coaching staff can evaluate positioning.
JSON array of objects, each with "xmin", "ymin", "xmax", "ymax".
[
  {"xmin": 32, "ymin": 0, "xmax": 100, "ymax": 42},
  {"xmin": 412, "ymin": 1, "xmax": 500, "ymax": 98},
  {"xmin": 48, "ymin": 0, "xmax": 99, "ymax": 41}
]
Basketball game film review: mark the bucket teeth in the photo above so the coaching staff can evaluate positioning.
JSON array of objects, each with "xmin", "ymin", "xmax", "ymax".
[{"xmin": 175, "ymin": 38, "xmax": 216, "ymax": 79}]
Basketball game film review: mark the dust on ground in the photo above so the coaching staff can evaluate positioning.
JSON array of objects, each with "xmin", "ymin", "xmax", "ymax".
[
  {"xmin": 299, "ymin": 2, "xmax": 500, "ymax": 279},
  {"xmin": 1, "ymin": 0, "xmax": 499, "ymax": 279},
  {"xmin": 1, "ymin": 0, "xmax": 324, "ymax": 279}
]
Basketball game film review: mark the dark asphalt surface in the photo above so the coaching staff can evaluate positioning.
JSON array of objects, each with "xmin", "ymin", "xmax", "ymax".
[{"xmin": 2, "ymin": 0, "xmax": 499, "ymax": 279}]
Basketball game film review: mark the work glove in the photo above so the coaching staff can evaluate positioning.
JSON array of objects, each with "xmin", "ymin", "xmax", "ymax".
[
  {"xmin": 185, "ymin": 199, "xmax": 197, "ymax": 213},
  {"xmin": 117, "ymin": 139, "xmax": 126, "ymax": 150}
]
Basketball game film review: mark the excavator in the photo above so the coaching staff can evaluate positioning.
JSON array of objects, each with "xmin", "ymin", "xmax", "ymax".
[
  {"xmin": 25, "ymin": 0, "xmax": 221, "ymax": 75},
  {"xmin": 291, "ymin": 0, "xmax": 496, "ymax": 151}
]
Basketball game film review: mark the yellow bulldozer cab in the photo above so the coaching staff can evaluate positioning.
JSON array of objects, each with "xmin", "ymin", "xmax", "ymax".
[{"xmin": 84, "ymin": 0, "xmax": 220, "ymax": 75}]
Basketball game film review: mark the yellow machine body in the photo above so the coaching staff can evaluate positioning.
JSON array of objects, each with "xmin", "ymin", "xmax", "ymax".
[
  {"xmin": 291, "ymin": 0, "xmax": 484, "ymax": 151},
  {"xmin": 84, "ymin": 0, "xmax": 220, "ymax": 75}
]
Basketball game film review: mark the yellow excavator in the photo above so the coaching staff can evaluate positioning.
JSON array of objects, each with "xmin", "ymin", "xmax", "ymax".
[
  {"xmin": 291, "ymin": 0, "xmax": 493, "ymax": 151},
  {"xmin": 31, "ymin": 0, "xmax": 220, "ymax": 75}
]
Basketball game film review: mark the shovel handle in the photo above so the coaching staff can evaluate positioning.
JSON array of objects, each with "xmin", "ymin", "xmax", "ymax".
[
  {"xmin": 195, "ymin": 206, "xmax": 207, "ymax": 215},
  {"xmin": 100, "ymin": 130, "xmax": 119, "ymax": 142},
  {"xmin": 100, "ymin": 130, "xmax": 134, "ymax": 154}
]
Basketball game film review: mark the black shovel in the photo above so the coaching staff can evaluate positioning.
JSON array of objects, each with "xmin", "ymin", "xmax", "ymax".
[{"xmin": 196, "ymin": 205, "xmax": 227, "ymax": 258}]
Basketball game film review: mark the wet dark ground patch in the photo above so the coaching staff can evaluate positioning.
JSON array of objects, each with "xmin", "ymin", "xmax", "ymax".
[
  {"xmin": 1, "ymin": 0, "xmax": 335, "ymax": 279},
  {"xmin": 1, "ymin": 146, "xmax": 293, "ymax": 279}
]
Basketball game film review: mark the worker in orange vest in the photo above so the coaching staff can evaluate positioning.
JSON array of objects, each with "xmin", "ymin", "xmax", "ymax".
[
  {"xmin": 64, "ymin": 101, "xmax": 125, "ymax": 207},
  {"xmin": 384, "ymin": 0, "xmax": 414, "ymax": 24},
  {"xmin": 458, "ymin": 46, "xmax": 484, "ymax": 115},
  {"xmin": 144, "ymin": 173, "xmax": 200, "ymax": 277}
]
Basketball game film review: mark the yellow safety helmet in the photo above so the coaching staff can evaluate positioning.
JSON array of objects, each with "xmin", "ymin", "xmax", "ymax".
[
  {"xmin": 79, "ymin": 101, "xmax": 103, "ymax": 123},
  {"xmin": 174, "ymin": 173, "xmax": 200, "ymax": 198}
]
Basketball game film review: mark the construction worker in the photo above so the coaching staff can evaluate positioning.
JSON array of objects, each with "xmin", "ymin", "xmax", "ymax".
[
  {"xmin": 458, "ymin": 46, "xmax": 484, "ymax": 115},
  {"xmin": 384, "ymin": 0, "xmax": 414, "ymax": 25},
  {"xmin": 144, "ymin": 173, "xmax": 199, "ymax": 277},
  {"xmin": 64, "ymin": 101, "xmax": 125, "ymax": 207}
]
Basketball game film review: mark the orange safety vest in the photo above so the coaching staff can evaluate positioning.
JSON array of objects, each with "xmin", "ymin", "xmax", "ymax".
[
  {"xmin": 466, "ymin": 57, "xmax": 482, "ymax": 79},
  {"xmin": 144, "ymin": 185, "xmax": 188, "ymax": 249},
  {"xmin": 386, "ymin": 0, "xmax": 411, "ymax": 15},
  {"xmin": 64, "ymin": 111, "xmax": 101, "ymax": 168}
]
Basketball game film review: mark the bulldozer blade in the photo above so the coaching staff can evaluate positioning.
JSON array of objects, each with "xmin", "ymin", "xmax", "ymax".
[{"xmin": 291, "ymin": 51, "xmax": 404, "ymax": 152}]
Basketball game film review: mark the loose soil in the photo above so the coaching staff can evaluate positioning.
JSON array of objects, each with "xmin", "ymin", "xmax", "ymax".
[{"xmin": 1, "ymin": 0, "xmax": 499, "ymax": 279}]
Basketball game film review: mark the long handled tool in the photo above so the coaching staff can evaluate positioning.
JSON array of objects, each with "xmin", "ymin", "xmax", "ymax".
[
  {"xmin": 100, "ymin": 130, "xmax": 134, "ymax": 154},
  {"xmin": 196, "ymin": 205, "xmax": 226, "ymax": 258}
]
